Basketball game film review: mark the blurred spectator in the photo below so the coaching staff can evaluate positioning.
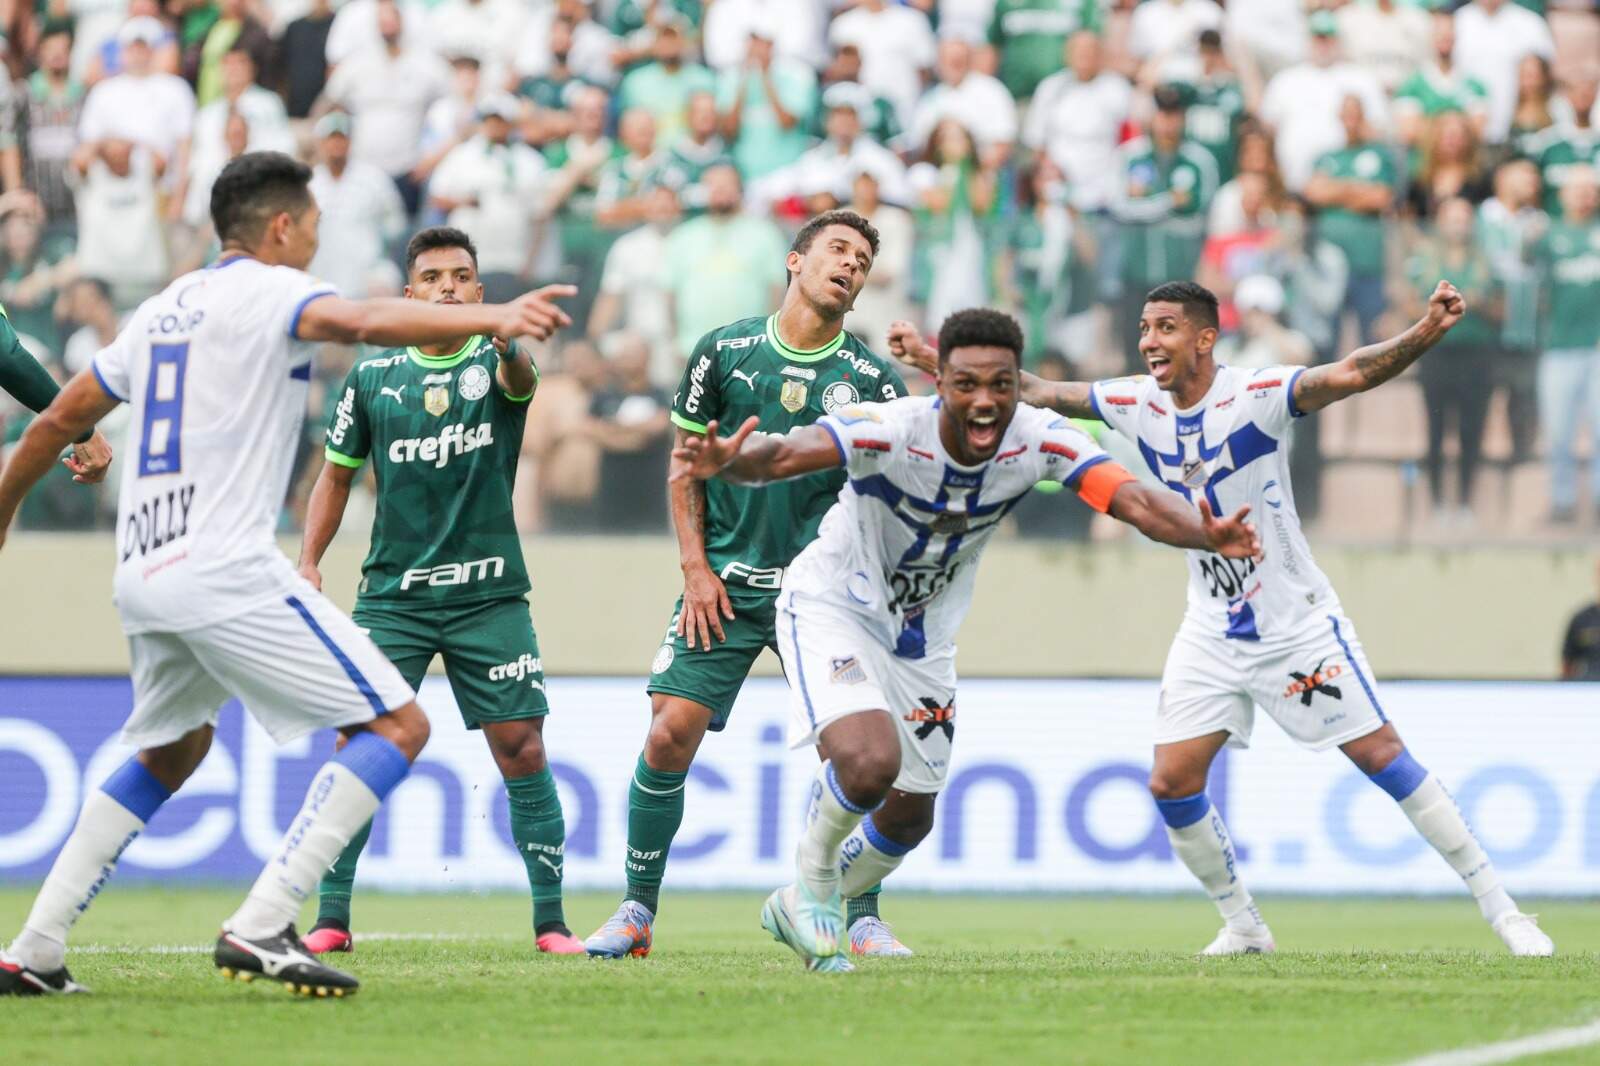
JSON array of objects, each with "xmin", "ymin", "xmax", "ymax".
[
  {"xmin": 1507, "ymin": 55, "xmax": 1560, "ymax": 160},
  {"xmin": 1393, "ymin": 13, "xmax": 1489, "ymax": 149},
  {"xmin": 1528, "ymin": 75, "xmax": 1600, "ymax": 218},
  {"xmin": 521, "ymin": 340, "xmax": 607, "ymax": 531},
  {"xmin": 69, "ymin": 138, "xmax": 166, "ymax": 307},
  {"xmin": 1406, "ymin": 110, "xmax": 1491, "ymax": 218},
  {"xmin": 82, "ymin": 0, "xmax": 181, "ymax": 85},
  {"xmin": 1478, "ymin": 158, "xmax": 1545, "ymax": 462},
  {"xmin": 609, "ymin": 0, "xmax": 703, "ymax": 60},
  {"xmin": 415, "ymin": 55, "xmax": 485, "ymax": 194},
  {"xmin": 77, "ymin": 18, "xmax": 195, "ymax": 169},
  {"xmin": 1002, "ymin": 158, "xmax": 1094, "ymax": 365},
  {"xmin": 586, "ymin": 332, "xmax": 672, "ymax": 533},
  {"xmin": 1560, "ymin": 562, "xmax": 1600, "ymax": 680},
  {"xmin": 307, "ymin": 112, "xmax": 406, "ymax": 299},
  {"xmin": 1198, "ymin": 172, "xmax": 1279, "ymax": 331},
  {"xmin": 590, "ymin": 184, "xmax": 679, "ymax": 386},
  {"xmin": 280, "ymin": 0, "xmax": 336, "ymax": 120},
  {"xmin": 1304, "ymin": 95, "xmax": 1395, "ymax": 346},
  {"xmin": 907, "ymin": 36, "xmax": 1017, "ymax": 167},
  {"xmin": 752, "ymin": 83, "xmax": 909, "ymax": 214},
  {"xmin": 24, "ymin": 26, "xmax": 84, "ymax": 229},
  {"xmin": 425, "ymin": 0, "xmax": 527, "ymax": 89},
  {"xmin": 175, "ymin": 106, "xmax": 250, "ymax": 270},
  {"xmin": 1224, "ymin": 0, "xmax": 1305, "ymax": 88},
  {"xmin": 0, "ymin": 197, "xmax": 73, "ymax": 355},
  {"xmin": 1453, "ymin": 0, "xmax": 1553, "ymax": 145},
  {"xmin": 703, "ymin": 0, "xmax": 826, "ymax": 73},
  {"xmin": 320, "ymin": 0, "xmax": 450, "ymax": 213},
  {"xmin": 1009, "ymin": 351, "xmax": 1096, "ymax": 539},
  {"xmin": 1024, "ymin": 32, "xmax": 1132, "ymax": 214},
  {"xmin": 1337, "ymin": 0, "xmax": 1429, "ymax": 97},
  {"xmin": 324, "ymin": 0, "xmax": 424, "ymax": 68},
  {"xmin": 845, "ymin": 164, "xmax": 915, "ymax": 351},
  {"xmin": 190, "ymin": 0, "xmax": 272, "ymax": 108},
  {"xmin": 1166, "ymin": 30, "xmax": 1246, "ymax": 185},
  {"xmin": 429, "ymin": 94, "xmax": 548, "ymax": 302},
  {"xmin": 984, "ymin": 0, "xmax": 1105, "ymax": 101},
  {"xmin": 650, "ymin": 92, "xmax": 732, "ymax": 218},
  {"xmin": 1537, "ymin": 168, "xmax": 1600, "ymax": 525},
  {"xmin": 514, "ymin": 0, "xmax": 617, "ymax": 89},
  {"xmin": 185, "ymin": 47, "xmax": 292, "ymax": 217},
  {"xmin": 817, "ymin": 44, "xmax": 902, "ymax": 147},
  {"xmin": 1208, "ymin": 122, "xmax": 1285, "ymax": 236},
  {"xmin": 58, "ymin": 276, "xmax": 120, "ymax": 375},
  {"xmin": 1128, "ymin": 0, "xmax": 1221, "ymax": 87},
  {"xmin": 662, "ymin": 163, "xmax": 786, "ymax": 359},
  {"xmin": 1213, "ymin": 274, "xmax": 1312, "ymax": 370},
  {"xmin": 542, "ymin": 84, "xmax": 615, "ymax": 330},
  {"xmin": 515, "ymin": 16, "xmax": 585, "ymax": 113},
  {"xmin": 617, "ymin": 19, "xmax": 715, "ymax": 146},
  {"xmin": 595, "ymin": 107, "xmax": 661, "ymax": 231},
  {"xmin": 1260, "ymin": 13, "xmax": 1388, "ymax": 192},
  {"xmin": 1405, "ymin": 197, "xmax": 1498, "ymax": 524},
  {"xmin": 1111, "ymin": 87, "xmax": 1217, "ymax": 370},
  {"xmin": 715, "ymin": 24, "xmax": 818, "ymax": 182},
  {"xmin": 828, "ymin": 0, "xmax": 935, "ymax": 125},
  {"xmin": 910, "ymin": 119, "xmax": 998, "ymax": 331}
]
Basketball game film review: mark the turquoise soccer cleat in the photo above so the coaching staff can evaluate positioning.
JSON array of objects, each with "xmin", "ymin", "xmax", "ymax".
[{"xmin": 761, "ymin": 884, "xmax": 850, "ymax": 973}]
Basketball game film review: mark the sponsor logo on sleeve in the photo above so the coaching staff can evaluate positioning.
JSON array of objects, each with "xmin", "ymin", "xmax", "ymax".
[{"xmin": 329, "ymin": 387, "xmax": 356, "ymax": 445}]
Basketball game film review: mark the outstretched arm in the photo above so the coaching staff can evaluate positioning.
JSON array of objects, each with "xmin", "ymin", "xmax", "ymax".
[
  {"xmin": 296, "ymin": 285, "xmax": 575, "ymax": 348},
  {"xmin": 1106, "ymin": 481, "xmax": 1262, "ymax": 558},
  {"xmin": 1292, "ymin": 280, "xmax": 1463, "ymax": 414},
  {"xmin": 669, "ymin": 417, "xmax": 842, "ymax": 486},
  {"xmin": 0, "ymin": 369, "xmax": 121, "ymax": 547},
  {"xmin": 885, "ymin": 320, "xmax": 1100, "ymax": 419}
]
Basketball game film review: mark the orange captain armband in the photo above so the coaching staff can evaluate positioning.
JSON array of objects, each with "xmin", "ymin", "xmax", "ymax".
[{"xmin": 1073, "ymin": 460, "xmax": 1137, "ymax": 514}]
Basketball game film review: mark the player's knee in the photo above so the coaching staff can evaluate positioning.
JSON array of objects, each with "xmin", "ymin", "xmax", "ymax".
[
  {"xmin": 831, "ymin": 747, "xmax": 899, "ymax": 807},
  {"xmin": 377, "ymin": 702, "xmax": 431, "ymax": 761},
  {"xmin": 644, "ymin": 699, "xmax": 709, "ymax": 770},
  {"xmin": 1148, "ymin": 768, "xmax": 1202, "ymax": 802},
  {"xmin": 489, "ymin": 721, "xmax": 548, "ymax": 776}
]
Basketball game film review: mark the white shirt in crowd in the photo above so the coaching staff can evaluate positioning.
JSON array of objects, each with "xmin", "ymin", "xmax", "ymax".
[
  {"xmin": 843, "ymin": 201, "xmax": 914, "ymax": 351},
  {"xmin": 79, "ymin": 70, "xmax": 196, "ymax": 162},
  {"xmin": 750, "ymin": 136, "xmax": 910, "ymax": 211},
  {"xmin": 1260, "ymin": 61, "xmax": 1390, "ymax": 190},
  {"xmin": 1337, "ymin": 0, "xmax": 1432, "ymax": 95},
  {"xmin": 308, "ymin": 160, "xmax": 406, "ymax": 299},
  {"xmin": 426, "ymin": 0, "xmax": 528, "ymax": 87},
  {"xmin": 324, "ymin": 0, "xmax": 427, "ymax": 67},
  {"xmin": 72, "ymin": 150, "xmax": 168, "ymax": 300},
  {"xmin": 907, "ymin": 70, "xmax": 1017, "ymax": 152},
  {"xmin": 323, "ymin": 45, "xmax": 451, "ymax": 175},
  {"xmin": 1023, "ymin": 70, "xmax": 1133, "ymax": 212},
  {"xmin": 512, "ymin": 6, "xmax": 619, "ymax": 86},
  {"xmin": 429, "ymin": 136, "xmax": 548, "ymax": 276},
  {"xmin": 597, "ymin": 223, "xmax": 677, "ymax": 387},
  {"xmin": 186, "ymin": 87, "xmax": 296, "ymax": 223},
  {"xmin": 828, "ymin": 5, "xmax": 938, "ymax": 124},
  {"xmin": 702, "ymin": 0, "xmax": 828, "ymax": 72},
  {"xmin": 1129, "ymin": 0, "xmax": 1223, "ymax": 67},
  {"xmin": 1453, "ymin": 0, "xmax": 1555, "ymax": 143},
  {"xmin": 1224, "ymin": 0, "xmax": 1306, "ymax": 81}
]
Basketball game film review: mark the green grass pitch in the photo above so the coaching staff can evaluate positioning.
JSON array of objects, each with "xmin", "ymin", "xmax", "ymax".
[{"xmin": 4, "ymin": 889, "xmax": 1599, "ymax": 1066}]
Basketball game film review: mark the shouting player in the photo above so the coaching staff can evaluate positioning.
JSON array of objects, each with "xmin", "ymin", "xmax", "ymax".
[
  {"xmin": 585, "ymin": 210, "xmax": 912, "ymax": 960},
  {"xmin": 295, "ymin": 227, "xmax": 583, "ymax": 956},
  {"xmin": 889, "ymin": 281, "xmax": 1554, "ymax": 957},
  {"xmin": 0, "ymin": 152, "xmax": 571, "ymax": 997},
  {"xmin": 672, "ymin": 308, "xmax": 1260, "ymax": 971}
]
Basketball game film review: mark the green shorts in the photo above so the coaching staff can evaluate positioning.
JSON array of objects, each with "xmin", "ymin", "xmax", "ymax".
[
  {"xmin": 644, "ymin": 594, "xmax": 777, "ymax": 730},
  {"xmin": 353, "ymin": 597, "xmax": 549, "ymax": 729}
]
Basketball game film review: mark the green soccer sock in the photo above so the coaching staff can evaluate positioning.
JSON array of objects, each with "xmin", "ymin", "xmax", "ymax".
[
  {"xmin": 506, "ymin": 769, "xmax": 567, "ymax": 933},
  {"xmin": 847, "ymin": 884, "xmax": 882, "ymax": 927},
  {"xmin": 316, "ymin": 817, "xmax": 375, "ymax": 929},
  {"xmin": 623, "ymin": 754, "xmax": 687, "ymax": 915}
]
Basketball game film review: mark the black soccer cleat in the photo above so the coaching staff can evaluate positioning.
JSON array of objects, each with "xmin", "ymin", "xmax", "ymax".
[
  {"xmin": 0, "ymin": 951, "xmax": 88, "ymax": 996},
  {"xmin": 214, "ymin": 925, "xmax": 360, "ymax": 998}
]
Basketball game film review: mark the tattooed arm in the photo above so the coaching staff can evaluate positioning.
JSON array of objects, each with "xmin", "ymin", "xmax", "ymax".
[
  {"xmin": 885, "ymin": 320, "xmax": 1101, "ymax": 420},
  {"xmin": 1292, "ymin": 280, "xmax": 1465, "ymax": 414}
]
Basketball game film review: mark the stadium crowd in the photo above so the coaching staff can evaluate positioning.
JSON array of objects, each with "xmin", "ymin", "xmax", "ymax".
[{"xmin": 0, "ymin": 0, "xmax": 1596, "ymax": 541}]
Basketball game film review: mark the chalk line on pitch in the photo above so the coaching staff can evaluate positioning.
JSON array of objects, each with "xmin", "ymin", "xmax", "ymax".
[
  {"xmin": 73, "ymin": 932, "xmax": 520, "ymax": 955},
  {"xmin": 1395, "ymin": 1019, "xmax": 1600, "ymax": 1066}
]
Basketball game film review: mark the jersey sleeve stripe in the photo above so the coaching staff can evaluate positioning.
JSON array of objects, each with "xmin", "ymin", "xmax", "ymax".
[
  {"xmin": 324, "ymin": 446, "xmax": 365, "ymax": 469},
  {"xmin": 817, "ymin": 419, "xmax": 847, "ymax": 465},
  {"xmin": 1088, "ymin": 383, "xmax": 1106, "ymax": 423},
  {"xmin": 670, "ymin": 410, "xmax": 709, "ymax": 434},
  {"xmin": 90, "ymin": 358, "xmax": 126, "ymax": 402},
  {"xmin": 1285, "ymin": 366, "xmax": 1307, "ymax": 419},
  {"xmin": 1071, "ymin": 456, "xmax": 1136, "ymax": 514},
  {"xmin": 288, "ymin": 288, "xmax": 338, "ymax": 340}
]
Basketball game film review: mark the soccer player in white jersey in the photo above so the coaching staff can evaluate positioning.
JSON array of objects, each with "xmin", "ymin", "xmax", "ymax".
[
  {"xmin": 0, "ymin": 152, "xmax": 572, "ymax": 997},
  {"xmin": 673, "ymin": 308, "xmax": 1262, "ymax": 971},
  {"xmin": 889, "ymin": 281, "xmax": 1555, "ymax": 957}
]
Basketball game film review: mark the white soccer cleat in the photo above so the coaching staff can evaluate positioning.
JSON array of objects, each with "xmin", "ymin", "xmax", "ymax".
[
  {"xmin": 1492, "ymin": 912, "xmax": 1554, "ymax": 957},
  {"xmin": 1199, "ymin": 925, "xmax": 1276, "ymax": 956},
  {"xmin": 850, "ymin": 916, "xmax": 914, "ymax": 957}
]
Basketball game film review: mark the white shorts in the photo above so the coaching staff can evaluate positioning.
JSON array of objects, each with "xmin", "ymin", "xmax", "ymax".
[
  {"xmin": 121, "ymin": 585, "xmax": 415, "ymax": 749},
  {"xmin": 1156, "ymin": 612, "xmax": 1387, "ymax": 752},
  {"xmin": 774, "ymin": 592, "xmax": 956, "ymax": 794}
]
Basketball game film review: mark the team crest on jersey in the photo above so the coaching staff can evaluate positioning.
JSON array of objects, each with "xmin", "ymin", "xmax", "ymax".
[
  {"xmin": 830, "ymin": 656, "xmax": 866, "ymax": 684},
  {"xmin": 820, "ymin": 380, "xmax": 859, "ymax": 413},
  {"xmin": 652, "ymin": 644, "xmax": 675, "ymax": 674},
  {"xmin": 458, "ymin": 364, "xmax": 491, "ymax": 401},
  {"xmin": 780, "ymin": 379, "xmax": 808, "ymax": 413},
  {"xmin": 1181, "ymin": 458, "xmax": 1208, "ymax": 488},
  {"xmin": 423, "ymin": 372, "xmax": 451, "ymax": 416}
]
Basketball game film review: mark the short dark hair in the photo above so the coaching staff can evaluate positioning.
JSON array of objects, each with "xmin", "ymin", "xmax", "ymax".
[
  {"xmin": 788, "ymin": 209, "xmax": 880, "ymax": 280},
  {"xmin": 209, "ymin": 151, "xmax": 314, "ymax": 247},
  {"xmin": 1144, "ymin": 280, "xmax": 1220, "ymax": 332},
  {"xmin": 405, "ymin": 226, "xmax": 479, "ymax": 277},
  {"xmin": 937, "ymin": 307, "xmax": 1025, "ymax": 365}
]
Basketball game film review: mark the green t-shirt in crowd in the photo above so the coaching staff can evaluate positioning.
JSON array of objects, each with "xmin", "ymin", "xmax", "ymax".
[
  {"xmin": 1312, "ymin": 142, "xmax": 1396, "ymax": 277},
  {"xmin": 662, "ymin": 213, "xmax": 791, "ymax": 355},
  {"xmin": 1113, "ymin": 137, "xmax": 1217, "ymax": 287},
  {"xmin": 986, "ymin": 0, "xmax": 1105, "ymax": 99},
  {"xmin": 1527, "ymin": 125, "xmax": 1600, "ymax": 218},
  {"xmin": 1167, "ymin": 75, "xmax": 1246, "ymax": 183},
  {"xmin": 1539, "ymin": 218, "xmax": 1600, "ymax": 351},
  {"xmin": 617, "ymin": 62, "xmax": 717, "ymax": 144},
  {"xmin": 715, "ymin": 62, "xmax": 818, "ymax": 180}
]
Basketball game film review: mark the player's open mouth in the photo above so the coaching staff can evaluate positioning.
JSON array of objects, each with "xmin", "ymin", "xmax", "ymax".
[
  {"xmin": 1146, "ymin": 354, "xmax": 1172, "ymax": 381},
  {"xmin": 828, "ymin": 274, "xmax": 851, "ymax": 297},
  {"xmin": 966, "ymin": 413, "xmax": 1000, "ymax": 452}
]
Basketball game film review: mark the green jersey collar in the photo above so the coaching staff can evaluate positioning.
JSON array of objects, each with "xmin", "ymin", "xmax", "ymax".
[
  {"xmin": 765, "ymin": 314, "xmax": 844, "ymax": 362},
  {"xmin": 408, "ymin": 335, "xmax": 484, "ymax": 369}
]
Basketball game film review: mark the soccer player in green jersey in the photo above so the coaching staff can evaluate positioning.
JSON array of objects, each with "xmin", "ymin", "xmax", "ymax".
[
  {"xmin": 585, "ymin": 210, "xmax": 913, "ymax": 960},
  {"xmin": 294, "ymin": 227, "xmax": 585, "ymax": 956},
  {"xmin": 0, "ymin": 305, "xmax": 112, "ymax": 486}
]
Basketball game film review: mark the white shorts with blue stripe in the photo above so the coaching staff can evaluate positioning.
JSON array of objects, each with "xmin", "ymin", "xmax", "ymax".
[
  {"xmin": 774, "ymin": 590, "xmax": 957, "ymax": 795},
  {"xmin": 1156, "ymin": 611, "xmax": 1387, "ymax": 752},
  {"xmin": 121, "ymin": 579, "xmax": 415, "ymax": 749}
]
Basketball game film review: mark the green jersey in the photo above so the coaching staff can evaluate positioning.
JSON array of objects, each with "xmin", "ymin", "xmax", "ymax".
[
  {"xmin": 1528, "ymin": 125, "xmax": 1600, "ymax": 217},
  {"xmin": 1112, "ymin": 136, "xmax": 1217, "ymax": 287},
  {"xmin": 1392, "ymin": 65, "xmax": 1488, "ymax": 120},
  {"xmin": 986, "ymin": 0, "xmax": 1105, "ymax": 99},
  {"xmin": 1312, "ymin": 143, "xmax": 1396, "ymax": 277},
  {"xmin": 649, "ymin": 136, "xmax": 735, "ymax": 216},
  {"xmin": 1539, "ymin": 219, "xmax": 1600, "ymax": 350},
  {"xmin": 1168, "ymin": 76, "xmax": 1246, "ymax": 183},
  {"xmin": 669, "ymin": 315, "xmax": 907, "ymax": 599},
  {"xmin": 323, "ymin": 336, "xmax": 535, "ymax": 608}
]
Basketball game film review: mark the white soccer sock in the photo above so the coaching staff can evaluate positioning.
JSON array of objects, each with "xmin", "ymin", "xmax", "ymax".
[
  {"xmin": 9, "ymin": 791, "xmax": 147, "ymax": 972},
  {"xmin": 797, "ymin": 761, "xmax": 871, "ymax": 900},
  {"xmin": 1398, "ymin": 775, "xmax": 1515, "ymax": 923},
  {"xmin": 225, "ymin": 763, "xmax": 384, "ymax": 939},
  {"xmin": 1166, "ymin": 805, "xmax": 1266, "ymax": 933},
  {"xmin": 838, "ymin": 816, "xmax": 914, "ymax": 900}
]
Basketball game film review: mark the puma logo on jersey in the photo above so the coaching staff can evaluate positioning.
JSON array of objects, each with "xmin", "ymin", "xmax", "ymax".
[
  {"xmin": 386, "ymin": 422, "xmax": 494, "ymax": 468},
  {"xmin": 380, "ymin": 385, "xmax": 406, "ymax": 404},
  {"xmin": 731, "ymin": 369, "xmax": 760, "ymax": 391}
]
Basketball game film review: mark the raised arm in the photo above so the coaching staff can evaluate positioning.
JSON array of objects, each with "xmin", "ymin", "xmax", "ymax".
[
  {"xmin": 885, "ymin": 320, "xmax": 1100, "ymax": 420},
  {"xmin": 1106, "ymin": 481, "xmax": 1262, "ymax": 558},
  {"xmin": 296, "ymin": 285, "xmax": 575, "ymax": 348},
  {"xmin": 669, "ymin": 417, "xmax": 841, "ymax": 486},
  {"xmin": 1292, "ymin": 280, "xmax": 1463, "ymax": 414}
]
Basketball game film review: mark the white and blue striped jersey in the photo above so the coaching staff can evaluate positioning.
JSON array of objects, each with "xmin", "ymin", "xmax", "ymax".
[
  {"xmin": 91, "ymin": 256, "xmax": 337, "ymax": 634},
  {"xmin": 782, "ymin": 396, "xmax": 1129, "ymax": 659},
  {"xmin": 1090, "ymin": 365, "xmax": 1339, "ymax": 643}
]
